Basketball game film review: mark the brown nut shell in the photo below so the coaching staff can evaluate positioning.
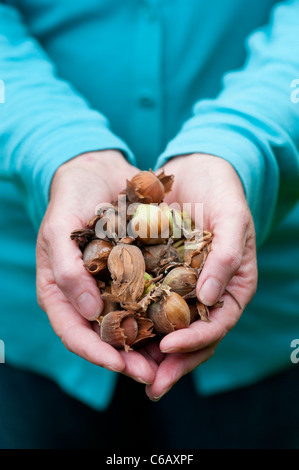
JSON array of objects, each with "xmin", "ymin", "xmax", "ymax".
[
  {"xmin": 142, "ymin": 244, "xmax": 180, "ymax": 275},
  {"xmin": 125, "ymin": 170, "xmax": 165, "ymax": 204},
  {"xmin": 131, "ymin": 315, "xmax": 156, "ymax": 348},
  {"xmin": 184, "ymin": 231, "xmax": 213, "ymax": 270},
  {"xmin": 188, "ymin": 298, "xmax": 210, "ymax": 322},
  {"xmin": 70, "ymin": 229, "xmax": 96, "ymax": 249},
  {"xmin": 147, "ymin": 292, "xmax": 191, "ymax": 335},
  {"xmin": 99, "ymin": 310, "xmax": 138, "ymax": 351},
  {"xmin": 162, "ymin": 266, "xmax": 198, "ymax": 297},
  {"xmin": 82, "ymin": 239, "xmax": 113, "ymax": 279},
  {"xmin": 129, "ymin": 204, "xmax": 171, "ymax": 245},
  {"xmin": 155, "ymin": 169, "xmax": 174, "ymax": 195},
  {"xmin": 107, "ymin": 244, "xmax": 145, "ymax": 303}
]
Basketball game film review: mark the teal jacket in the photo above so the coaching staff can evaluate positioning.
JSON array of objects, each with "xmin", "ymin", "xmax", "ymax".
[{"xmin": 0, "ymin": 0, "xmax": 299, "ymax": 410}]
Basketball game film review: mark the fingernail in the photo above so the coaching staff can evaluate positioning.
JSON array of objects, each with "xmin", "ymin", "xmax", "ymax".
[
  {"xmin": 77, "ymin": 291, "xmax": 102, "ymax": 320},
  {"xmin": 160, "ymin": 347, "xmax": 179, "ymax": 353},
  {"xmin": 199, "ymin": 278, "xmax": 222, "ymax": 306},
  {"xmin": 150, "ymin": 386, "xmax": 172, "ymax": 402},
  {"xmin": 106, "ymin": 365, "xmax": 122, "ymax": 373},
  {"xmin": 136, "ymin": 377, "xmax": 152, "ymax": 385},
  {"xmin": 150, "ymin": 393, "xmax": 168, "ymax": 402},
  {"xmin": 150, "ymin": 395, "xmax": 163, "ymax": 402}
]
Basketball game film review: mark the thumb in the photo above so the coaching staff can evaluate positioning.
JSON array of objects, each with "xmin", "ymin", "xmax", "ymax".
[{"xmin": 196, "ymin": 213, "xmax": 247, "ymax": 306}]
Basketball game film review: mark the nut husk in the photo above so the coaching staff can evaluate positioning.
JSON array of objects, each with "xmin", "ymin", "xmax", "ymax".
[
  {"xmin": 155, "ymin": 169, "xmax": 174, "ymax": 195},
  {"xmin": 125, "ymin": 170, "xmax": 165, "ymax": 204},
  {"xmin": 107, "ymin": 244, "xmax": 145, "ymax": 303},
  {"xmin": 184, "ymin": 230, "xmax": 213, "ymax": 270},
  {"xmin": 131, "ymin": 315, "xmax": 156, "ymax": 348},
  {"xmin": 82, "ymin": 239, "xmax": 113, "ymax": 279},
  {"xmin": 99, "ymin": 310, "xmax": 138, "ymax": 351},
  {"xmin": 188, "ymin": 298, "xmax": 210, "ymax": 322},
  {"xmin": 70, "ymin": 228, "xmax": 96, "ymax": 249},
  {"xmin": 99, "ymin": 285, "xmax": 120, "ymax": 316},
  {"xmin": 188, "ymin": 297, "xmax": 224, "ymax": 323},
  {"xmin": 142, "ymin": 243, "xmax": 181, "ymax": 275},
  {"xmin": 99, "ymin": 310, "xmax": 155, "ymax": 351}
]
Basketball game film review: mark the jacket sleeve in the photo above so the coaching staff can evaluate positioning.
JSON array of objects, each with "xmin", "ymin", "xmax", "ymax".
[
  {"xmin": 155, "ymin": 0, "xmax": 299, "ymax": 247},
  {"xmin": 0, "ymin": 4, "xmax": 135, "ymax": 231}
]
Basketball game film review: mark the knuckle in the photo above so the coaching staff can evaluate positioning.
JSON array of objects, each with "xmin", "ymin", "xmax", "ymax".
[
  {"xmin": 60, "ymin": 332, "xmax": 72, "ymax": 353},
  {"xmin": 36, "ymin": 280, "xmax": 44, "ymax": 304},
  {"xmin": 55, "ymin": 265, "xmax": 78, "ymax": 289},
  {"xmin": 59, "ymin": 324, "xmax": 75, "ymax": 352},
  {"xmin": 36, "ymin": 290, "xmax": 45, "ymax": 311},
  {"xmin": 249, "ymin": 269, "xmax": 258, "ymax": 300},
  {"xmin": 41, "ymin": 220, "xmax": 64, "ymax": 248},
  {"xmin": 220, "ymin": 247, "xmax": 242, "ymax": 272},
  {"xmin": 35, "ymin": 270, "xmax": 50, "ymax": 312},
  {"xmin": 40, "ymin": 220, "xmax": 55, "ymax": 244},
  {"xmin": 209, "ymin": 346, "xmax": 216, "ymax": 359}
]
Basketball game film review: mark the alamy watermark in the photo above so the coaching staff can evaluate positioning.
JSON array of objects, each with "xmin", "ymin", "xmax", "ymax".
[
  {"xmin": 93, "ymin": 195, "xmax": 204, "ymax": 242},
  {"xmin": 290, "ymin": 339, "xmax": 299, "ymax": 364},
  {"xmin": 0, "ymin": 79, "xmax": 5, "ymax": 103},
  {"xmin": 0, "ymin": 340, "xmax": 5, "ymax": 363},
  {"xmin": 290, "ymin": 79, "xmax": 299, "ymax": 104}
]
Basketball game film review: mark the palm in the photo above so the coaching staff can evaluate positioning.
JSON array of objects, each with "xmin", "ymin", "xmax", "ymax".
[
  {"xmin": 144, "ymin": 154, "xmax": 258, "ymax": 400},
  {"xmin": 36, "ymin": 152, "xmax": 158, "ymax": 384}
]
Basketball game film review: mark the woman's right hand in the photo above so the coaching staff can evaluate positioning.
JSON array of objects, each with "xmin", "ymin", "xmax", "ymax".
[{"xmin": 36, "ymin": 150, "xmax": 159, "ymax": 385}]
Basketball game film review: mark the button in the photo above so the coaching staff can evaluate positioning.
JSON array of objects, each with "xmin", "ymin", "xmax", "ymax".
[
  {"xmin": 138, "ymin": 93, "xmax": 156, "ymax": 108},
  {"xmin": 138, "ymin": 0, "xmax": 148, "ymax": 13},
  {"xmin": 138, "ymin": 0, "xmax": 157, "ymax": 22}
]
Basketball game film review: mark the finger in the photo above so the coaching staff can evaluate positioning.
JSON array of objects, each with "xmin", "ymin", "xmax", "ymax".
[
  {"xmin": 93, "ymin": 314, "xmax": 158, "ymax": 384},
  {"xmin": 196, "ymin": 210, "xmax": 248, "ymax": 306},
  {"xmin": 119, "ymin": 349, "xmax": 157, "ymax": 385},
  {"xmin": 41, "ymin": 216, "xmax": 104, "ymax": 321},
  {"xmin": 144, "ymin": 339, "xmax": 166, "ymax": 365},
  {"xmin": 137, "ymin": 347, "xmax": 161, "ymax": 373},
  {"xmin": 145, "ymin": 346, "xmax": 215, "ymax": 401},
  {"xmin": 43, "ymin": 292, "xmax": 126, "ymax": 373}
]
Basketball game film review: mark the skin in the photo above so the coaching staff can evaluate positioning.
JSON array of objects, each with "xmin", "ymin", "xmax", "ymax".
[
  {"xmin": 36, "ymin": 150, "xmax": 258, "ymax": 400},
  {"xmin": 36, "ymin": 150, "xmax": 158, "ymax": 384},
  {"xmin": 145, "ymin": 153, "xmax": 258, "ymax": 400}
]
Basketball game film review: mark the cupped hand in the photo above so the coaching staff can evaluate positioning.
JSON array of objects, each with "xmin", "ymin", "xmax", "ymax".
[
  {"xmin": 145, "ymin": 153, "xmax": 258, "ymax": 401},
  {"xmin": 36, "ymin": 150, "xmax": 157, "ymax": 384}
]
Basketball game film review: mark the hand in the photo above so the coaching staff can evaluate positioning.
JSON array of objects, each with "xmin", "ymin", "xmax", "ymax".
[
  {"xmin": 145, "ymin": 153, "xmax": 258, "ymax": 401},
  {"xmin": 36, "ymin": 150, "xmax": 158, "ymax": 384}
]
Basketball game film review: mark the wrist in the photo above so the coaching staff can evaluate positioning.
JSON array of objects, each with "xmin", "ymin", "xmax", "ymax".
[
  {"xmin": 53, "ymin": 149, "xmax": 131, "ymax": 185},
  {"xmin": 163, "ymin": 153, "xmax": 245, "ymax": 202},
  {"xmin": 58, "ymin": 149, "xmax": 127, "ymax": 171}
]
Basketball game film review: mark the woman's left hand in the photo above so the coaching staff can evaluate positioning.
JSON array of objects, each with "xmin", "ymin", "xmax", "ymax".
[{"xmin": 145, "ymin": 153, "xmax": 258, "ymax": 401}]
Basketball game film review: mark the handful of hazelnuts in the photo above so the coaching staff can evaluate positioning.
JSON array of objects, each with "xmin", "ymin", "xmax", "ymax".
[{"xmin": 70, "ymin": 169, "xmax": 223, "ymax": 352}]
